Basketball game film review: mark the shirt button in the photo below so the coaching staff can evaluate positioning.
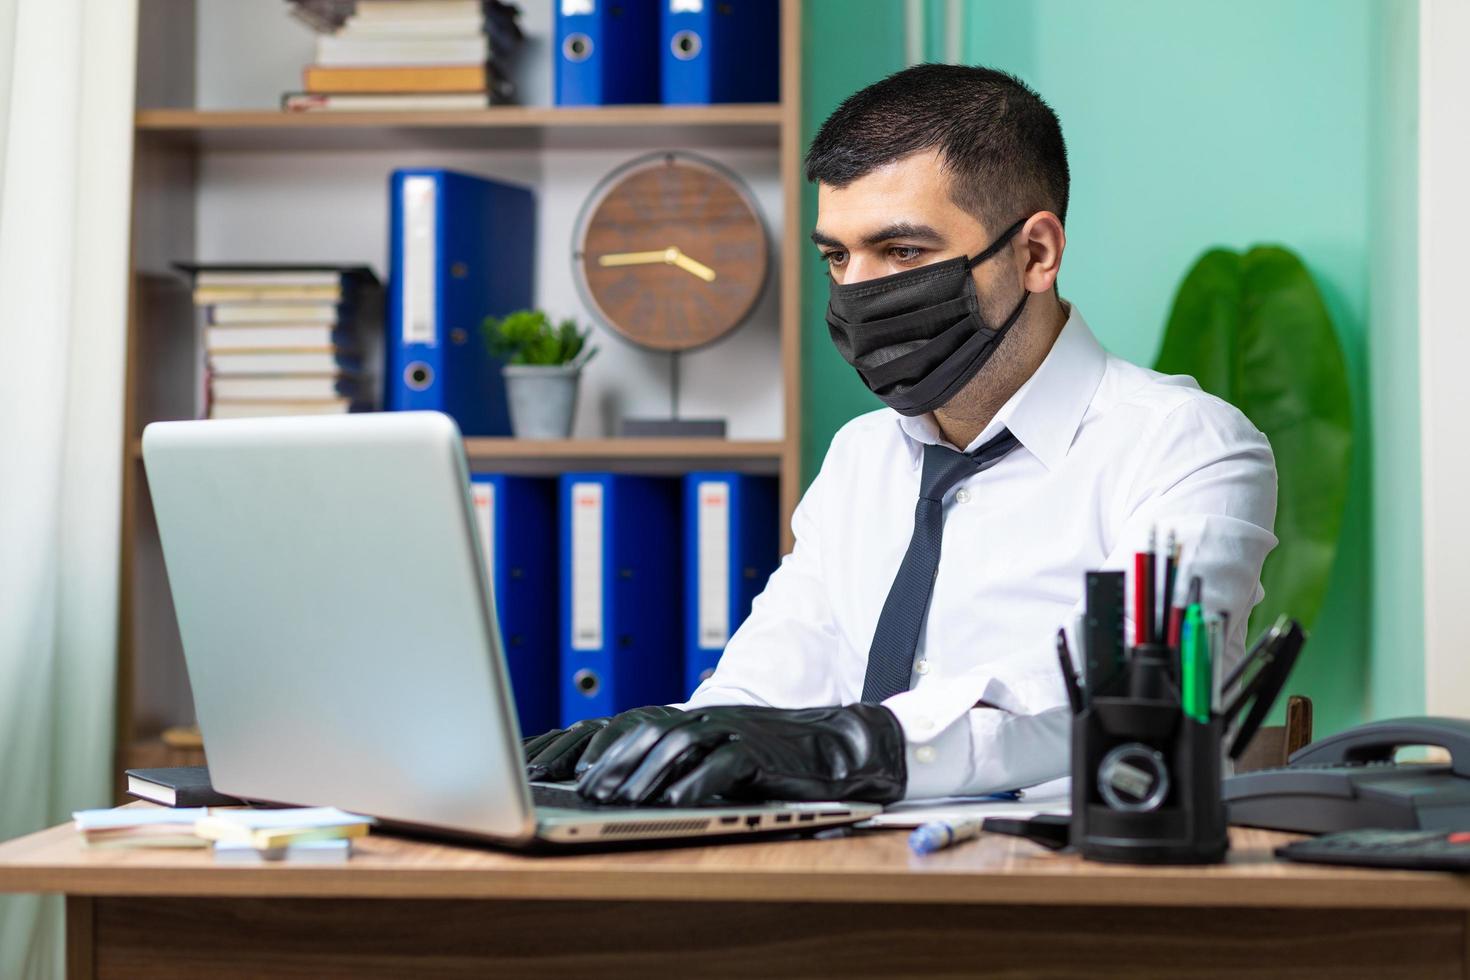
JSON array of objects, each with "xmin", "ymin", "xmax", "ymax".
[
  {"xmin": 915, "ymin": 659, "xmax": 931, "ymax": 675},
  {"xmin": 915, "ymin": 746, "xmax": 937, "ymax": 764},
  {"xmin": 916, "ymin": 716, "xmax": 935, "ymax": 732},
  {"xmin": 955, "ymin": 489, "xmax": 971, "ymax": 504}
]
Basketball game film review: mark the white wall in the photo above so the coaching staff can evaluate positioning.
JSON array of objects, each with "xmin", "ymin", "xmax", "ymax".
[{"xmin": 1419, "ymin": 0, "xmax": 1470, "ymax": 714}]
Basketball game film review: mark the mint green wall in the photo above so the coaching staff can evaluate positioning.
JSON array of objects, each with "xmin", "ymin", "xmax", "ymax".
[
  {"xmin": 798, "ymin": 1, "xmax": 910, "ymax": 471},
  {"xmin": 799, "ymin": 0, "xmax": 1420, "ymax": 736}
]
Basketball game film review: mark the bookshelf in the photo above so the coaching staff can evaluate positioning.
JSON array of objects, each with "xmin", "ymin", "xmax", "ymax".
[
  {"xmin": 117, "ymin": 1, "xmax": 804, "ymax": 783},
  {"xmin": 135, "ymin": 105, "xmax": 786, "ymax": 151},
  {"xmin": 130, "ymin": 436, "xmax": 785, "ymax": 473}
]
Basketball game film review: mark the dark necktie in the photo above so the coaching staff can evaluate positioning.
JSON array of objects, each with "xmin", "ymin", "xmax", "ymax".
[{"xmin": 860, "ymin": 429, "xmax": 1021, "ymax": 704}]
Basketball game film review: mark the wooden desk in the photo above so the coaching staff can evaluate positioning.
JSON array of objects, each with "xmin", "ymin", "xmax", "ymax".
[{"xmin": 4, "ymin": 815, "xmax": 1470, "ymax": 979}]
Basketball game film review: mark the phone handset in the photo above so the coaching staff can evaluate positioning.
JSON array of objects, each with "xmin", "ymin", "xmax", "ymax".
[{"xmin": 1288, "ymin": 716, "xmax": 1470, "ymax": 778}]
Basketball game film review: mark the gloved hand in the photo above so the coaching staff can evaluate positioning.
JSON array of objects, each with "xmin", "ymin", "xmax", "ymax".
[
  {"xmin": 521, "ymin": 705, "xmax": 685, "ymax": 782},
  {"xmin": 575, "ymin": 704, "xmax": 908, "ymax": 806}
]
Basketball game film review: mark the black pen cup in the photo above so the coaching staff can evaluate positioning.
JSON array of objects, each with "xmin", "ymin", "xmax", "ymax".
[{"xmin": 1069, "ymin": 671, "xmax": 1227, "ymax": 865}]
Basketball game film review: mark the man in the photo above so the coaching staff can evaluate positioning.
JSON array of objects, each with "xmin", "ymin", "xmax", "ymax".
[{"xmin": 523, "ymin": 64, "xmax": 1277, "ymax": 806}]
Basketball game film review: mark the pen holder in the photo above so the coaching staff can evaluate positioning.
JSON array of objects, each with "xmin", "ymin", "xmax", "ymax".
[{"xmin": 1070, "ymin": 651, "xmax": 1227, "ymax": 865}]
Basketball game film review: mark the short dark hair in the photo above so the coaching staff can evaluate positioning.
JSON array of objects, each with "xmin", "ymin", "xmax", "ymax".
[{"xmin": 805, "ymin": 63, "xmax": 1070, "ymax": 230}]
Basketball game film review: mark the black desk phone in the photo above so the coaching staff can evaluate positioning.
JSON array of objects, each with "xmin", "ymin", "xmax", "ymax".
[{"xmin": 1224, "ymin": 716, "xmax": 1470, "ymax": 834}]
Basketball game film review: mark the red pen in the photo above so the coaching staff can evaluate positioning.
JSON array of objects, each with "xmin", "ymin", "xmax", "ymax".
[{"xmin": 1134, "ymin": 550, "xmax": 1151, "ymax": 647}]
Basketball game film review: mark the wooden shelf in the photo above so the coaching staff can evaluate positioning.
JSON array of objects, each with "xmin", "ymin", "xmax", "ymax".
[
  {"xmin": 134, "ymin": 104, "xmax": 786, "ymax": 152},
  {"xmin": 131, "ymin": 435, "xmax": 783, "ymax": 474},
  {"xmin": 464, "ymin": 437, "xmax": 783, "ymax": 474}
]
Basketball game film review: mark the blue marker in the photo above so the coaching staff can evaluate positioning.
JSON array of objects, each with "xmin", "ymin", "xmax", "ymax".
[{"xmin": 909, "ymin": 818, "xmax": 984, "ymax": 855}]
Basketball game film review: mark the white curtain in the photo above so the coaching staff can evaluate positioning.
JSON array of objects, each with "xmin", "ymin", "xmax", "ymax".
[{"xmin": 0, "ymin": 0, "xmax": 137, "ymax": 976}]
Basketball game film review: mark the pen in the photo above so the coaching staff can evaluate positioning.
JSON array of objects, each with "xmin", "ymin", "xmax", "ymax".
[
  {"xmin": 1206, "ymin": 614, "xmax": 1224, "ymax": 714},
  {"xmin": 1161, "ymin": 531, "xmax": 1177, "ymax": 644},
  {"xmin": 1056, "ymin": 628, "xmax": 1084, "ymax": 714},
  {"xmin": 1134, "ymin": 551, "xmax": 1151, "ymax": 647},
  {"xmin": 910, "ymin": 818, "xmax": 984, "ymax": 855},
  {"xmin": 1180, "ymin": 602, "xmax": 1209, "ymax": 722},
  {"xmin": 1165, "ymin": 563, "xmax": 1185, "ymax": 649},
  {"xmin": 1143, "ymin": 528, "xmax": 1157, "ymax": 645}
]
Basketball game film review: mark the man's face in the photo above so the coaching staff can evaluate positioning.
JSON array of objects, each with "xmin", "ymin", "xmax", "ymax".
[{"xmin": 812, "ymin": 148, "xmax": 1024, "ymax": 314}]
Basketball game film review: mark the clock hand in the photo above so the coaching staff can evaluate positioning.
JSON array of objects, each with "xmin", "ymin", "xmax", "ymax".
[
  {"xmin": 671, "ymin": 251, "xmax": 717, "ymax": 283},
  {"xmin": 597, "ymin": 246, "xmax": 717, "ymax": 283},
  {"xmin": 597, "ymin": 250, "xmax": 670, "ymax": 267}
]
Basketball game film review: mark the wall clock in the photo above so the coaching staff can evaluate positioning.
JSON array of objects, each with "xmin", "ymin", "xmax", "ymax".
[{"xmin": 572, "ymin": 151, "xmax": 769, "ymax": 355}]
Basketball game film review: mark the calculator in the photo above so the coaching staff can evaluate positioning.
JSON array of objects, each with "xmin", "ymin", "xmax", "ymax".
[{"xmin": 1277, "ymin": 829, "xmax": 1470, "ymax": 871}]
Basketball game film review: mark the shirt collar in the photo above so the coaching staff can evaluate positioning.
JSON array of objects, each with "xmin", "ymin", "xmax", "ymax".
[{"xmin": 895, "ymin": 302, "xmax": 1107, "ymax": 471}]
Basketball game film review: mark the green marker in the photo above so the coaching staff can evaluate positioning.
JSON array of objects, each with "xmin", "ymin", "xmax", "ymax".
[{"xmin": 1180, "ymin": 605, "xmax": 1210, "ymax": 722}]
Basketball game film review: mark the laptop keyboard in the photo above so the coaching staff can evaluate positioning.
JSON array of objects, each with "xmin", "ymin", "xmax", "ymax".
[
  {"xmin": 530, "ymin": 782, "xmax": 736, "ymax": 811},
  {"xmin": 530, "ymin": 782, "xmax": 623, "ymax": 811}
]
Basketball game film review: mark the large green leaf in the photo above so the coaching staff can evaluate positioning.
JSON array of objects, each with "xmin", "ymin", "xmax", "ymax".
[{"xmin": 1154, "ymin": 246, "xmax": 1352, "ymax": 639}]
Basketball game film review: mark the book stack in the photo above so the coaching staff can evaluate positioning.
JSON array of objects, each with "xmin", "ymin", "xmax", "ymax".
[
  {"xmin": 177, "ymin": 263, "xmax": 382, "ymax": 420},
  {"xmin": 284, "ymin": 0, "xmax": 523, "ymax": 112},
  {"xmin": 72, "ymin": 806, "xmax": 375, "ymax": 864},
  {"xmin": 196, "ymin": 806, "xmax": 374, "ymax": 863}
]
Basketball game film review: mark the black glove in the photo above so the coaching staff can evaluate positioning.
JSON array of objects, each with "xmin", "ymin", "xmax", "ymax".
[
  {"xmin": 575, "ymin": 704, "xmax": 907, "ymax": 807},
  {"xmin": 521, "ymin": 705, "xmax": 685, "ymax": 782}
]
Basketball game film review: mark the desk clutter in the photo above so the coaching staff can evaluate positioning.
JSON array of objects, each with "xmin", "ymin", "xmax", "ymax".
[
  {"xmin": 472, "ymin": 470, "xmax": 778, "ymax": 734},
  {"xmin": 285, "ymin": 0, "xmax": 524, "ymax": 112},
  {"xmin": 1063, "ymin": 535, "xmax": 1303, "ymax": 864},
  {"xmin": 72, "ymin": 806, "xmax": 373, "ymax": 863},
  {"xmin": 981, "ymin": 531, "xmax": 1306, "ymax": 866}
]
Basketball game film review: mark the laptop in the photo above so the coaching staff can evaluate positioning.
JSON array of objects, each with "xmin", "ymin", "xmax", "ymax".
[{"xmin": 141, "ymin": 411, "xmax": 878, "ymax": 848}]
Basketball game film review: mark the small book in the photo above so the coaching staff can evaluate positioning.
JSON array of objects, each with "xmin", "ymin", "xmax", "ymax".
[
  {"xmin": 211, "ymin": 373, "xmax": 359, "ymax": 401},
  {"xmin": 194, "ymin": 806, "xmax": 375, "ymax": 851},
  {"xmin": 282, "ymin": 91, "xmax": 489, "ymax": 113},
  {"xmin": 303, "ymin": 64, "xmax": 488, "ymax": 94},
  {"xmin": 208, "ymin": 350, "xmax": 360, "ymax": 375},
  {"xmin": 173, "ymin": 263, "xmax": 379, "ymax": 290},
  {"xmin": 213, "ymin": 838, "xmax": 353, "ymax": 864},
  {"xmin": 72, "ymin": 806, "xmax": 210, "ymax": 849},
  {"xmin": 204, "ymin": 324, "xmax": 357, "ymax": 351},
  {"xmin": 209, "ymin": 398, "xmax": 354, "ymax": 419},
  {"xmin": 194, "ymin": 285, "xmax": 344, "ymax": 304},
  {"xmin": 125, "ymin": 766, "xmax": 245, "ymax": 808},
  {"xmin": 314, "ymin": 35, "xmax": 489, "ymax": 67},
  {"xmin": 209, "ymin": 303, "xmax": 340, "ymax": 325}
]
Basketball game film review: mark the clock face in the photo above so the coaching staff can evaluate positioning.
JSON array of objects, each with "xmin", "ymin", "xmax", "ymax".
[{"xmin": 574, "ymin": 152, "xmax": 768, "ymax": 352}]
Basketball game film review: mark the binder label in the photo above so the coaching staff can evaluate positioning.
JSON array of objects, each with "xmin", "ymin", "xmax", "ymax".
[
  {"xmin": 402, "ymin": 176, "xmax": 437, "ymax": 346},
  {"xmin": 696, "ymin": 481, "xmax": 730, "ymax": 648},
  {"xmin": 470, "ymin": 480, "xmax": 495, "ymax": 580},
  {"xmin": 571, "ymin": 482, "xmax": 604, "ymax": 650}
]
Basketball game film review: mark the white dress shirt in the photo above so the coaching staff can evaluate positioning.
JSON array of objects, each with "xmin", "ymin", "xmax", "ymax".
[{"xmin": 679, "ymin": 304, "xmax": 1278, "ymax": 799}]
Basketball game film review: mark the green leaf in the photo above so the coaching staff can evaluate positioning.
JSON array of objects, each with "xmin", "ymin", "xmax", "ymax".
[
  {"xmin": 482, "ymin": 309, "xmax": 592, "ymax": 366},
  {"xmin": 1154, "ymin": 246, "xmax": 1352, "ymax": 639}
]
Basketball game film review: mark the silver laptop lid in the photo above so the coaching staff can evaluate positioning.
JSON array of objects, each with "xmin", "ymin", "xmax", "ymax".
[{"xmin": 142, "ymin": 411, "xmax": 535, "ymax": 842}]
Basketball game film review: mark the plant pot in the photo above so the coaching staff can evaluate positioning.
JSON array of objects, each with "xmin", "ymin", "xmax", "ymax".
[{"xmin": 502, "ymin": 363, "xmax": 582, "ymax": 439}]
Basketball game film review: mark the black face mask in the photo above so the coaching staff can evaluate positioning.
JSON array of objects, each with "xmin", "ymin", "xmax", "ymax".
[{"xmin": 825, "ymin": 217, "xmax": 1031, "ymax": 416}]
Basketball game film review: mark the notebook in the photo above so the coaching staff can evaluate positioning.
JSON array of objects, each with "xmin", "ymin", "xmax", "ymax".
[{"xmin": 125, "ymin": 765, "xmax": 245, "ymax": 807}]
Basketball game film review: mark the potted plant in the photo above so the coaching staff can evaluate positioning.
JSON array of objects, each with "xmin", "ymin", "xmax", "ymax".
[{"xmin": 483, "ymin": 309, "xmax": 597, "ymax": 439}]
